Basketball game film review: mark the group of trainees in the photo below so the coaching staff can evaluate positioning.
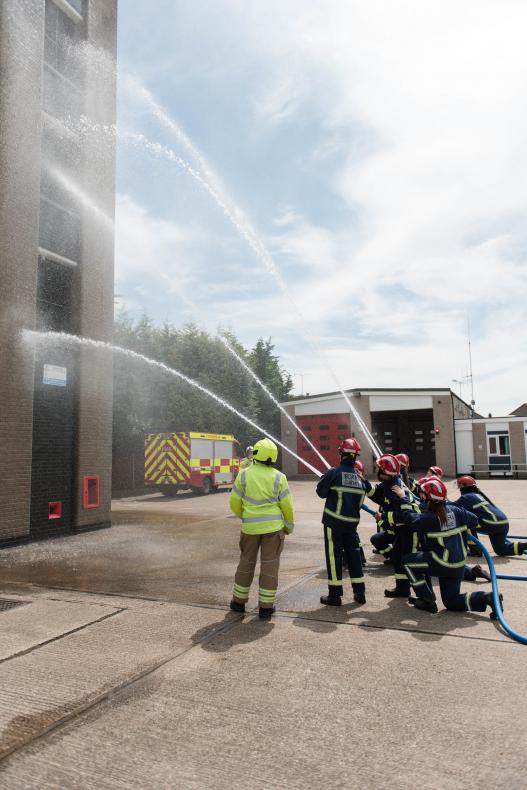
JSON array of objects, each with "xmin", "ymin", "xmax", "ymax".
[{"xmin": 316, "ymin": 440, "xmax": 527, "ymax": 616}]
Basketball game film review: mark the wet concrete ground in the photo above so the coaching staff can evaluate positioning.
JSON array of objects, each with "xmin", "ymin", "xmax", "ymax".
[{"xmin": 0, "ymin": 479, "xmax": 526, "ymax": 788}]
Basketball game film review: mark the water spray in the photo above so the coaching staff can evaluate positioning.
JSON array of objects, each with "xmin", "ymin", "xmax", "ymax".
[
  {"xmin": 218, "ymin": 335, "xmax": 331, "ymax": 470},
  {"xmin": 24, "ymin": 330, "xmax": 324, "ymax": 478},
  {"xmin": 126, "ymin": 87, "xmax": 383, "ymax": 457},
  {"xmin": 69, "ymin": 109, "xmax": 382, "ymax": 457}
]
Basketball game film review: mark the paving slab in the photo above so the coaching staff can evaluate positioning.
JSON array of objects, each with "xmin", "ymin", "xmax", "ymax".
[
  {"xmin": 0, "ymin": 597, "xmax": 121, "ymax": 661},
  {"xmin": 0, "ymin": 613, "xmax": 524, "ymax": 790},
  {"xmin": 0, "ymin": 602, "xmax": 236, "ymax": 760}
]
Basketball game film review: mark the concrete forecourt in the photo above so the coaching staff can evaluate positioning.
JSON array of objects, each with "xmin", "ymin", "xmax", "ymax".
[{"xmin": 0, "ymin": 479, "xmax": 525, "ymax": 788}]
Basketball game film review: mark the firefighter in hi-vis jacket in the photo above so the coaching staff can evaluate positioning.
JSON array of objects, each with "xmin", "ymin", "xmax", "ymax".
[{"xmin": 229, "ymin": 438, "xmax": 295, "ymax": 620}]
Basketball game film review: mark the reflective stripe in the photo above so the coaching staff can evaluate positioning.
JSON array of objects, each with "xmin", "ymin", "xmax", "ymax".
[
  {"xmin": 350, "ymin": 577, "xmax": 365, "ymax": 583},
  {"xmin": 240, "ymin": 470, "xmax": 247, "ymax": 489},
  {"xmin": 329, "ymin": 580, "xmax": 343, "ymax": 586},
  {"xmin": 514, "ymin": 542, "xmax": 520, "ymax": 556},
  {"xmin": 273, "ymin": 472, "xmax": 282, "ymax": 498},
  {"xmin": 233, "ymin": 583, "xmax": 251, "ymax": 593},
  {"xmin": 278, "ymin": 488, "xmax": 291, "ymax": 501},
  {"xmin": 465, "ymin": 592, "xmax": 472, "ymax": 612},
  {"xmin": 242, "ymin": 515, "xmax": 283, "ymax": 524},
  {"xmin": 427, "ymin": 526, "xmax": 466, "ymax": 539},
  {"xmin": 330, "ymin": 485, "xmax": 366, "ymax": 495},
  {"xmin": 430, "ymin": 551, "xmax": 466, "ymax": 569},
  {"xmin": 327, "ymin": 527, "xmax": 338, "ymax": 583},
  {"xmin": 323, "ymin": 508, "xmax": 359, "ymax": 523},
  {"xmin": 394, "ymin": 573, "xmax": 408, "ymax": 580},
  {"xmin": 481, "ymin": 518, "xmax": 508, "ymax": 526},
  {"xmin": 232, "ymin": 485, "xmax": 244, "ymax": 498},
  {"xmin": 284, "ymin": 520, "xmax": 294, "ymax": 530},
  {"xmin": 241, "ymin": 493, "xmax": 281, "ymax": 505}
]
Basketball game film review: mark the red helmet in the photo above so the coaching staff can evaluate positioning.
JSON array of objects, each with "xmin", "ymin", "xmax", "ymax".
[
  {"xmin": 396, "ymin": 453, "xmax": 410, "ymax": 468},
  {"xmin": 417, "ymin": 476, "xmax": 430, "ymax": 487},
  {"xmin": 338, "ymin": 438, "xmax": 361, "ymax": 456},
  {"xmin": 354, "ymin": 459, "xmax": 365, "ymax": 478},
  {"xmin": 457, "ymin": 475, "xmax": 476, "ymax": 489},
  {"xmin": 376, "ymin": 454, "xmax": 400, "ymax": 477},
  {"xmin": 428, "ymin": 465, "xmax": 443, "ymax": 478},
  {"xmin": 421, "ymin": 477, "xmax": 448, "ymax": 502}
]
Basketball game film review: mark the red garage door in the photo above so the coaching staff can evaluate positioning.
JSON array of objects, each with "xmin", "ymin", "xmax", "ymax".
[{"xmin": 296, "ymin": 414, "xmax": 351, "ymax": 474}]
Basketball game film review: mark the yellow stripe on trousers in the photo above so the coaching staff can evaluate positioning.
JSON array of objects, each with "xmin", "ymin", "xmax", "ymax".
[{"xmin": 327, "ymin": 527, "xmax": 339, "ymax": 584}]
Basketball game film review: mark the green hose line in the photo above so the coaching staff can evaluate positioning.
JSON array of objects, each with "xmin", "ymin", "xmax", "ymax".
[{"xmin": 468, "ymin": 535, "xmax": 527, "ymax": 645}]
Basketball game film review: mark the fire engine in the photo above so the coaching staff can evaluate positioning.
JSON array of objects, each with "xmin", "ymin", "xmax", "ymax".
[{"xmin": 144, "ymin": 432, "xmax": 242, "ymax": 495}]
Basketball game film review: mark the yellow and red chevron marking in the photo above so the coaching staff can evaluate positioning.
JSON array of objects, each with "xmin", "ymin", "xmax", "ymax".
[{"xmin": 144, "ymin": 433, "xmax": 191, "ymax": 485}]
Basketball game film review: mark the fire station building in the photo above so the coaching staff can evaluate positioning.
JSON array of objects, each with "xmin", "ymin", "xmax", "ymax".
[{"xmin": 280, "ymin": 389, "xmax": 527, "ymax": 479}]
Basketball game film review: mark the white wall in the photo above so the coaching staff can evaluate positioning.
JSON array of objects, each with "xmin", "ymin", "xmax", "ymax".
[{"xmin": 369, "ymin": 395, "xmax": 433, "ymax": 412}]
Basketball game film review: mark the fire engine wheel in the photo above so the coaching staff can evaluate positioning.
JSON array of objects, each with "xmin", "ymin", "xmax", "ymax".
[
  {"xmin": 202, "ymin": 477, "xmax": 213, "ymax": 495},
  {"xmin": 158, "ymin": 485, "xmax": 179, "ymax": 497}
]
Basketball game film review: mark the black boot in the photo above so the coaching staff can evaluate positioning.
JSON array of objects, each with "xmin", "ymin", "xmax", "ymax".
[
  {"xmin": 468, "ymin": 546, "xmax": 483, "ymax": 557},
  {"xmin": 471, "ymin": 564, "xmax": 491, "ymax": 582},
  {"xmin": 259, "ymin": 606, "xmax": 275, "ymax": 620},
  {"xmin": 385, "ymin": 584, "xmax": 410, "ymax": 598},
  {"xmin": 517, "ymin": 542, "xmax": 527, "ymax": 555},
  {"xmin": 484, "ymin": 592, "xmax": 503, "ymax": 620},
  {"xmin": 320, "ymin": 595, "xmax": 341, "ymax": 607},
  {"xmin": 412, "ymin": 597, "xmax": 438, "ymax": 614},
  {"xmin": 353, "ymin": 592, "xmax": 366, "ymax": 605},
  {"xmin": 230, "ymin": 600, "xmax": 245, "ymax": 613}
]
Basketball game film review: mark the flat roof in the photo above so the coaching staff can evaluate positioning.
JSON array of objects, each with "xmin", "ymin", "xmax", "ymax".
[{"xmin": 281, "ymin": 387, "xmax": 476, "ymax": 414}]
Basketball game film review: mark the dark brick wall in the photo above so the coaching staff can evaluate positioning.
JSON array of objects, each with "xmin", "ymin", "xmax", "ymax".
[
  {"xmin": 0, "ymin": 0, "xmax": 117, "ymax": 542},
  {"xmin": 0, "ymin": 0, "xmax": 45, "ymax": 541},
  {"xmin": 73, "ymin": 0, "xmax": 117, "ymax": 529}
]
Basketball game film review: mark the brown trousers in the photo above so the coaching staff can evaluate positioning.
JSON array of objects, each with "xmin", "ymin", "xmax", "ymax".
[{"xmin": 232, "ymin": 530, "xmax": 285, "ymax": 608}]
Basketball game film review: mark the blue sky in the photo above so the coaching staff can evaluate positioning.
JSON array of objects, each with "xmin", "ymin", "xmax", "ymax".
[{"xmin": 114, "ymin": 1, "xmax": 527, "ymax": 416}]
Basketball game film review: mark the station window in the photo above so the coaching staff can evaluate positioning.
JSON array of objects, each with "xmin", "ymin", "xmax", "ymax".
[
  {"xmin": 337, "ymin": 424, "xmax": 348, "ymax": 430},
  {"xmin": 43, "ymin": 0, "xmax": 85, "ymax": 123},
  {"xmin": 301, "ymin": 426, "xmax": 311, "ymax": 432},
  {"xmin": 319, "ymin": 435, "xmax": 329, "ymax": 441},
  {"xmin": 319, "ymin": 425, "xmax": 329, "ymax": 430},
  {"xmin": 36, "ymin": 257, "xmax": 74, "ymax": 333},
  {"xmin": 320, "ymin": 445, "xmax": 330, "ymax": 451}
]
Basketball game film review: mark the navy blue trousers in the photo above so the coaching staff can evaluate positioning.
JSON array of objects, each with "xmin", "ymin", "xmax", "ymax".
[
  {"xmin": 472, "ymin": 525, "xmax": 520, "ymax": 556},
  {"xmin": 324, "ymin": 523, "xmax": 364, "ymax": 596},
  {"xmin": 403, "ymin": 551, "xmax": 488, "ymax": 612},
  {"xmin": 370, "ymin": 528, "xmax": 393, "ymax": 556}
]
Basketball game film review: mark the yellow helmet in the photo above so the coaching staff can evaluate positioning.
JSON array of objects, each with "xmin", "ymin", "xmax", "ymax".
[{"xmin": 252, "ymin": 438, "xmax": 278, "ymax": 464}]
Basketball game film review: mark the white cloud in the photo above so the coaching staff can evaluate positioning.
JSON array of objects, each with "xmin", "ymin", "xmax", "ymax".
[{"xmin": 119, "ymin": 0, "xmax": 527, "ymax": 414}]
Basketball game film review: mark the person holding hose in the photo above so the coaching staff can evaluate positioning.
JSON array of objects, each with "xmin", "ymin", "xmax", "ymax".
[
  {"xmin": 368, "ymin": 454, "xmax": 420, "ymax": 598},
  {"xmin": 391, "ymin": 477, "xmax": 501, "ymax": 616},
  {"xmin": 454, "ymin": 476, "xmax": 527, "ymax": 557},
  {"xmin": 229, "ymin": 438, "xmax": 294, "ymax": 620},
  {"xmin": 316, "ymin": 438, "xmax": 369, "ymax": 605}
]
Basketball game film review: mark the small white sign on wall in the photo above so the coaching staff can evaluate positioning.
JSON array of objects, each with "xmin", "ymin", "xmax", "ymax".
[{"xmin": 43, "ymin": 364, "xmax": 67, "ymax": 387}]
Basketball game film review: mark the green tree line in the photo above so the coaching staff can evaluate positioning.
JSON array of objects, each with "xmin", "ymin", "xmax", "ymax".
[{"xmin": 112, "ymin": 313, "xmax": 294, "ymax": 462}]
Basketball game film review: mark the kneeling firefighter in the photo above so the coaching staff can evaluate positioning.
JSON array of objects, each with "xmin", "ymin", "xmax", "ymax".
[
  {"xmin": 393, "ymin": 477, "xmax": 501, "ymax": 616},
  {"xmin": 229, "ymin": 438, "xmax": 295, "ymax": 620},
  {"xmin": 316, "ymin": 438, "xmax": 370, "ymax": 606}
]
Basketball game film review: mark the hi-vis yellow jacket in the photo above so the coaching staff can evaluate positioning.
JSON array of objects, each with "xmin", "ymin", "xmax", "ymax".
[{"xmin": 230, "ymin": 463, "xmax": 295, "ymax": 535}]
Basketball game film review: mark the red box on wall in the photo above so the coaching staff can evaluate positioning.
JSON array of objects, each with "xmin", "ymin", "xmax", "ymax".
[
  {"xmin": 83, "ymin": 476, "xmax": 100, "ymax": 509},
  {"xmin": 48, "ymin": 502, "xmax": 62, "ymax": 520}
]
